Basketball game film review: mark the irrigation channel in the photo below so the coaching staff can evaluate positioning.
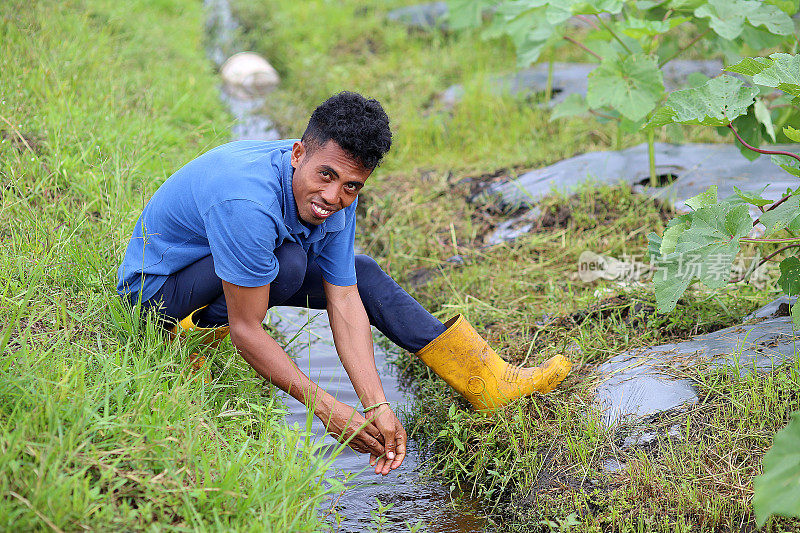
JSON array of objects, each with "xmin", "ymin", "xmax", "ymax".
[{"xmin": 205, "ymin": 1, "xmax": 486, "ymax": 530}]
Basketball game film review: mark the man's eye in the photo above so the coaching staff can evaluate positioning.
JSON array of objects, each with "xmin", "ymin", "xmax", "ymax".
[
  {"xmin": 344, "ymin": 183, "xmax": 358, "ymax": 193},
  {"xmin": 320, "ymin": 171, "xmax": 331, "ymax": 178}
]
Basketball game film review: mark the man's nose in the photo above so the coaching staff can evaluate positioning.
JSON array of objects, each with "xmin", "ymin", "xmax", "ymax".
[{"xmin": 320, "ymin": 182, "xmax": 341, "ymax": 206}]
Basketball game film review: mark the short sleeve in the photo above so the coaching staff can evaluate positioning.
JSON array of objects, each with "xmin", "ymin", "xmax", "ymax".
[
  {"xmin": 315, "ymin": 203, "xmax": 357, "ymax": 287},
  {"xmin": 203, "ymin": 200, "xmax": 281, "ymax": 287}
]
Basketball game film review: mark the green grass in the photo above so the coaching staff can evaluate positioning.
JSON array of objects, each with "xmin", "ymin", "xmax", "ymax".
[
  {"xmin": 5, "ymin": 0, "xmax": 798, "ymax": 530},
  {"xmin": 0, "ymin": 1, "xmax": 344, "ymax": 530},
  {"xmin": 231, "ymin": 1, "xmax": 800, "ymax": 530}
]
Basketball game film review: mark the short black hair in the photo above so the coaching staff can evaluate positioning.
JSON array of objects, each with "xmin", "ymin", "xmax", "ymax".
[{"xmin": 301, "ymin": 91, "xmax": 392, "ymax": 170}]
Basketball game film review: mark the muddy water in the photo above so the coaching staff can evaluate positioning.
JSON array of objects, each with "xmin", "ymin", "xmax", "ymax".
[
  {"xmin": 270, "ymin": 308, "xmax": 487, "ymax": 532},
  {"xmin": 204, "ymin": 0, "xmax": 487, "ymax": 530}
]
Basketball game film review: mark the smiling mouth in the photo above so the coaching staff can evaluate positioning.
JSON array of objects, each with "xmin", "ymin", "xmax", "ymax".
[{"xmin": 310, "ymin": 203, "xmax": 335, "ymax": 219}]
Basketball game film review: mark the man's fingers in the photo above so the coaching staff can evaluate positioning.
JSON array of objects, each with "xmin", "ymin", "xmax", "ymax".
[
  {"xmin": 391, "ymin": 431, "xmax": 407, "ymax": 469},
  {"xmin": 365, "ymin": 422, "xmax": 384, "ymax": 442},
  {"xmin": 359, "ymin": 427, "xmax": 385, "ymax": 457},
  {"xmin": 374, "ymin": 456, "xmax": 388, "ymax": 475},
  {"xmin": 383, "ymin": 426, "xmax": 396, "ymax": 461}
]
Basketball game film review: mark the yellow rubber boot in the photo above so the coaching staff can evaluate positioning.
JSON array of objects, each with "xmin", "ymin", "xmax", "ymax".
[
  {"xmin": 169, "ymin": 306, "xmax": 230, "ymax": 382},
  {"xmin": 415, "ymin": 314, "xmax": 571, "ymax": 411}
]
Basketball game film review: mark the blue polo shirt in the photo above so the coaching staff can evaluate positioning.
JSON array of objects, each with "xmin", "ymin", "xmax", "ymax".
[{"xmin": 117, "ymin": 140, "xmax": 358, "ymax": 303}]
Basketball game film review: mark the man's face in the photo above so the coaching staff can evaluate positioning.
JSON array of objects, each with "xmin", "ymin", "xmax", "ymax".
[{"xmin": 290, "ymin": 140, "xmax": 371, "ymax": 225}]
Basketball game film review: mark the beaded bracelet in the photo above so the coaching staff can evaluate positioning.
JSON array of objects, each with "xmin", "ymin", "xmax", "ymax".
[{"xmin": 363, "ymin": 401, "xmax": 390, "ymax": 411}]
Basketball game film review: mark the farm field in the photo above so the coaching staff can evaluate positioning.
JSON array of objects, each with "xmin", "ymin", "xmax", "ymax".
[{"xmin": 3, "ymin": 0, "xmax": 800, "ymax": 531}]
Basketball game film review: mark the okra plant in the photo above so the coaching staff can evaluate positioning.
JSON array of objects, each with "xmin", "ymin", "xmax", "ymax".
[{"xmin": 447, "ymin": 0, "xmax": 799, "ymax": 181}]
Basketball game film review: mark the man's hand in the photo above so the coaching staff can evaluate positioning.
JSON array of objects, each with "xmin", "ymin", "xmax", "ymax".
[
  {"xmin": 324, "ymin": 281, "xmax": 406, "ymax": 475},
  {"xmin": 320, "ymin": 400, "xmax": 386, "ymax": 456},
  {"xmin": 365, "ymin": 404, "xmax": 407, "ymax": 475}
]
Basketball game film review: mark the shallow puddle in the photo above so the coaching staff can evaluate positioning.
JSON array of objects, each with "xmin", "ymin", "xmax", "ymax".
[{"xmin": 270, "ymin": 308, "xmax": 487, "ymax": 532}]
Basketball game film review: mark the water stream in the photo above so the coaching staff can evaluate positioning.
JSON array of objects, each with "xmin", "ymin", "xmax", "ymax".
[{"xmin": 204, "ymin": 1, "xmax": 486, "ymax": 530}]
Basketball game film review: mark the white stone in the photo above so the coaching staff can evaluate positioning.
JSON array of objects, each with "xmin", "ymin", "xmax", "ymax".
[{"xmin": 220, "ymin": 51, "xmax": 280, "ymax": 97}]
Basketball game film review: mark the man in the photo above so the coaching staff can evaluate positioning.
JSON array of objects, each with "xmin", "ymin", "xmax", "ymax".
[{"xmin": 118, "ymin": 91, "xmax": 571, "ymax": 476}]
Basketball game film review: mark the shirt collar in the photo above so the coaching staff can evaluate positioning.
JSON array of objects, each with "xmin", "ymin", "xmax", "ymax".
[{"xmin": 279, "ymin": 148, "xmax": 346, "ymax": 242}]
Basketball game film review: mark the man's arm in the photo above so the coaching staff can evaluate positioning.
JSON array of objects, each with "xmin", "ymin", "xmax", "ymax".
[
  {"xmin": 222, "ymin": 280, "xmax": 386, "ymax": 457},
  {"xmin": 324, "ymin": 280, "xmax": 407, "ymax": 475}
]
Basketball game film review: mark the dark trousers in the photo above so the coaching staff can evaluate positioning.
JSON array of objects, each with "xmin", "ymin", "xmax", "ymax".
[{"xmin": 139, "ymin": 242, "xmax": 446, "ymax": 353}]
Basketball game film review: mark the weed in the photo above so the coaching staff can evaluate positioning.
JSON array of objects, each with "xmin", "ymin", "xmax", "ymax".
[
  {"xmin": 1, "ymin": 0, "xmax": 341, "ymax": 529},
  {"xmin": 225, "ymin": 2, "xmax": 799, "ymax": 529}
]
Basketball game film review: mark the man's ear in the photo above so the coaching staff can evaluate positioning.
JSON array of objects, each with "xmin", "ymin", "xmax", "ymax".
[{"xmin": 290, "ymin": 141, "xmax": 305, "ymax": 169}]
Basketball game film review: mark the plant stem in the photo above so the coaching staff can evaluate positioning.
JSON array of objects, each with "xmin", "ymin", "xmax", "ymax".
[
  {"xmin": 754, "ymin": 244, "xmax": 800, "ymax": 264},
  {"xmin": 596, "ymin": 15, "xmax": 632, "ymax": 54},
  {"xmin": 740, "ymin": 237, "xmax": 800, "ymax": 243},
  {"xmin": 752, "ymin": 193, "xmax": 794, "ymax": 228},
  {"xmin": 648, "ymin": 129, "xmax": 657, "ymax": 187},
  {"xmin": 574, "ymin": 14, "xmax": 599, "ymax": 30},
  {"xmin": 730, "ymin": 245, "xmax": 800, "ymax": 283},
  {"xmin": 563, "ymin": 36, "xmax": 603, "ymax": 61},
  {"xmin": 589, "ymin": 109, "xmax": 619, "ymax": 121},
  {"xmin": 728, "ymin": 123, "xmax": 800, "ymax": 163},
  {"xmin": 658, "ymin": 28, "xmax": 710, "ymax": 68}
]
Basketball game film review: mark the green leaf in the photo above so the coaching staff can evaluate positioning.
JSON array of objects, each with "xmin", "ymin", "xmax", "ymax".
[
  {"xmin": 778, "ymin": 257, "xmax": 800, "ymax": 295},
  {"xmin": 482, "ymin": 1, "xmax": 546, "ymax": 40},
  {"xmin": 580, "ymin": 0, "xmax": 625, "ymax": 14},
  {"xmin": 587, "ymin": 54, "xmax": 664, "ymax": 122},
  {"xmin": 543, "ymin": 2, "xmax": 577, "ymax": 25},
  {"xmin": 731, "ymin": 109, "xmax": 764, "ymax": 161},
  {"xmin": 652, "ymin": 202, "xmax": 751, "ymax": 312},
  {"xmin": 745, "ymin": 3, "xmax": 795, "ymax": 35},
  {"xmin": 542, "ymin": 0, "xmax": 624, "ymax": 25},
  {"xmin": 668, "ymin": 0, "xmax": 706, "ymax": 9},
  {"xmin": 660, "ymin": 75, "xmax": 758, "ymax": 126},
  {"xmin": 621, "ymin": 15, "xmax": 690, "ymax": 39},
  {"xmin": 647, "ymin": 231, "xmax": 663, "ymax": 262},
  {"xmin": 660, "ymin": 221, "xmax": 689, "ymax": 255},
  {"xmin": 638, "ymin": 0, "xmax": 668, "ymax": 8},
  {"xmin": 759, "ymin": 195, "xmax": 800, "ymax": 235},
  {"xmin": 685, "ymin": 185, "xmax": 718, "ymax": 210},
  {"xmin": 754, "ymin": 411, "xmax": 800, "ymax": 526},
  {"xmin": 733, "ymin": 185, "xmax": 772, "ymax": 207},
  {"xmin": 483, "ymin": 3, "xmax": 555, "ymax": 67},
  {"xmin": 740, "ymin": 26, "xmax": 790, "ymax": 51},
  {"xmin": 754, "ymin": 99, "xmax": 776, "ymax": 142},
  {"xmin": 694, "ymin": 0, "xmax": 758, "ymax": 40},
  {"xmin": 765, "ymin": 0, "xmax": 800, "ymax": 15},
  {"xmin": 447, "ymin": 0, "xmax": 490, "ymax": 30},
  {"xmin": 550, "ymin": 93, "xmax": 589, "ymax": 121},
  {"xmin": 729, "ymin": 54, "xmax": 800, "ymax": 98},
  {"xmin": 752, "ymin": 53, "xmax": 800, "ymax": 99},
  {"xmin": 643, "ymin": 105, "xmax": 677, "ymax": 130},
  {"xmin": 784, "ymin": 126, "xmax": 800, "ymax": 143},
  {"xmin": 726, "ymin": 56, "xmax": 772, "ymax": 77},
  {"xmin": 773, "ymin": 154, "xmax": 800, "ymax": 178},
  {"xmin": 619, "ymin": 116, "xmax": 644, "ymax": 133}
]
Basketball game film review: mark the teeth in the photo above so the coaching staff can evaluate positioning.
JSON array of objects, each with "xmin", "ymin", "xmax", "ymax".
[{"xmin": 313, "ymin": 204, "xmax": 332, "ymax": 216}]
